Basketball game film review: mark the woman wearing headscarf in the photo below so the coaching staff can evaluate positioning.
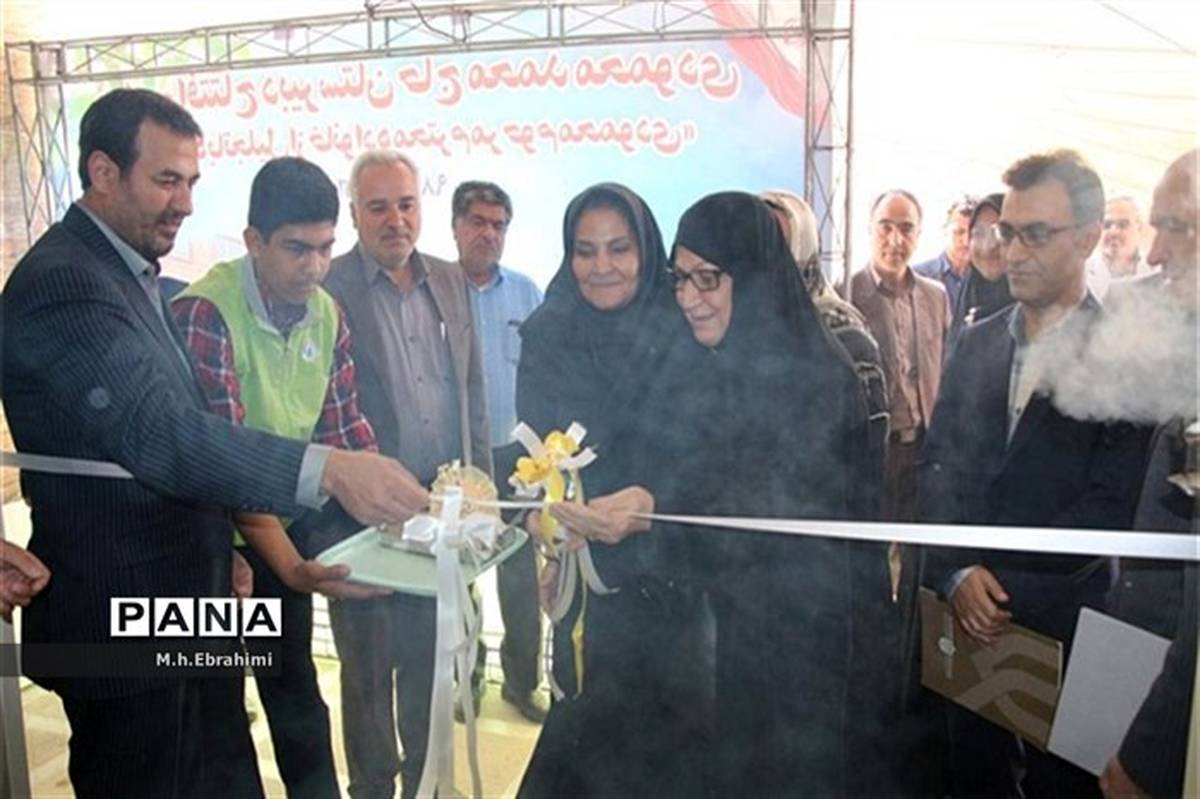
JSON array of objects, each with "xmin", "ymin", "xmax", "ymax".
[
  {"xmin": 760, "ymin": 188, "xmax": 888, "ymax": 518},
  {"xmin": 947, "ymin": 192, "xmax": 1013, "ymax": 355},
  {"xmin": 661, "ymin": 191, "xmax": 866, "ymax": 797},
  {"xmin": 508, "ymin": 182, "xmax": 706, "ymax": 799},
  {"xmin": 761, "ymin": 188, "xmax": 948, "ymax": 795}
]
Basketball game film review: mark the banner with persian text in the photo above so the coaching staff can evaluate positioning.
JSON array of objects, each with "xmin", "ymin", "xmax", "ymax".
[{"xmin": 64, "ymin": 33, "xmax": 810, "ymax": 286}]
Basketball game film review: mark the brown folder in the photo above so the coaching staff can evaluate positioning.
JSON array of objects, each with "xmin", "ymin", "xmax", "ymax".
[{"xmin": 919, "ymin": 587, "xmax": 1063, "ymax": 749}]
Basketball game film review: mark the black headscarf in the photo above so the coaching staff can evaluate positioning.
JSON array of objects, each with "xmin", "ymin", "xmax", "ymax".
[
  {"xmin": 508, "ymin": 183, "xmax": 684, "ymax": 579},
  {"xmin": 949, "ymin": 192, "xmax": 1013, "ymax": 352},
  {"xmin": 667, "ymin": 191, "xmax": 864, "ymax": 520},
  {"xmin": 530, "ymin": 182, "xmax": 674, "ymax": 384},
  {"xmin": 665, "ymin": 192, "xmax": 860, "ymax": 796}
]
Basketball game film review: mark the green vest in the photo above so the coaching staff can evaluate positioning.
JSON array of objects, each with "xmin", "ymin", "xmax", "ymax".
[{"xmin": 179, "ymin": 257, "xmax": 338, "ymax": 542}]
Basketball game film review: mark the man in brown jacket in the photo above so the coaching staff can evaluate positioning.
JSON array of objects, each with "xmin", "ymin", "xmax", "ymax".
[
  {"xmin": 851, "ymin": 189, "xmax": 950, "ymax": 524},
  {"xmin": 322, "ymin": 150, "xmax": 492, "ymax": 799}
]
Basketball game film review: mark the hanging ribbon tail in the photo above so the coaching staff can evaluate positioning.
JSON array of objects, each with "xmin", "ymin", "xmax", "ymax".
[
  {"xmin": 455, "ymin": 564, "xmax": 484, "ymax": 799},
  {"xmin": 549, "ymin": 549, "xmax": 576, "ymax": 623},
  {"xmin": 576, "ymin": 544, "xmax": 615, "ymax": 595},
  {"xmin": 545, "ymin": 629, "xmax": 566, "ymax": 701},
  {"xmin": 416, "ymin": 488, "xmax": 485, "ymax": 799}
]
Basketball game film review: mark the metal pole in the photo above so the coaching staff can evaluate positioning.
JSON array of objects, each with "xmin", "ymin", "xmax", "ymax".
[
  {"xmin": 6, "ymin": 44, "xmax": 37, "ymax": 249},
  {"xmin": 841, "ymin": 0, "xmax": 856, "ymax": 300},
  {"xmin": 803, "ymin": 0, "xmax": 815, "ymax": 212}
]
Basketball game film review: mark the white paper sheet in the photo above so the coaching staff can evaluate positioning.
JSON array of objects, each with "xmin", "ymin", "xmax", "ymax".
[{"xmin": 1047, "ymin": 608, "xmax": 1171, "ymax": 775}]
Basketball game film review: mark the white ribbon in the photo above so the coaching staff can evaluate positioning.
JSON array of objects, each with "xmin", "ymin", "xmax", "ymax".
[
  {"xmin": 632, "ymin": 514, "xmax": 1200, "ymax": 562},
  {"xmin": 3, "ymin": 450, "xmax": 1192, "ymax": 562},
  {"xmin": 407, "ymin": 488, "xmax": 488, "ymax": 799},
  {"xmin": 4, "ymin": 449, "xmax": 1196, "ymax": 777},
  {"xmin": 0, "ymin": 451, "xmax": 132, "ymax": 479}
]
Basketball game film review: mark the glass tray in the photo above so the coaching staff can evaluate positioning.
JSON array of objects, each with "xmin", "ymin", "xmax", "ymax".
[{"xmin": 315, "ymin": 525, "xmax": 528, "ymax": 596}]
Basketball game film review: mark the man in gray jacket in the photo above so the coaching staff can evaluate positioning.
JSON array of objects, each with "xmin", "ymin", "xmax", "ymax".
[{"xmin": 323, "ymin": 150, "xmax": 492, "ymax": 799}]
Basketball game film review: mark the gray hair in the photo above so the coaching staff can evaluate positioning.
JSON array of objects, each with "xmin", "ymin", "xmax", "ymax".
[
  {"xmin": 348, "ymin": 150, "xmax": 419, "ymax": 206},
  {"xmin": 1105, "ymin": 194, "xmax": 1143, "ymax": 219}
]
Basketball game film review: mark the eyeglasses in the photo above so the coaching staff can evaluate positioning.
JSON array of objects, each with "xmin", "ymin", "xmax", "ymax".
[
  {"xmin": 668, "ymin": 266, "xmax": 724, "ymax": 292},
  {"xmin": 993, "ymin": 221, "xmax": 1083, "ymax": 248}
]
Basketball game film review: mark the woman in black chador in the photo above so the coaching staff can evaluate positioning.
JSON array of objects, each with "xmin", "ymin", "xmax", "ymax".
[
  {"xmin": 510, "ymin": 182, "xmax": 707, "ymax": 798},
  {"xmin": 662, "ymin": 191, "xmax": 867, "ymax": 797}
]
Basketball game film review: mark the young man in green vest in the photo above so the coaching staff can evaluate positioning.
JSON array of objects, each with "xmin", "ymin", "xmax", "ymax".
[{"xmin": 172, "ymin": 157, "xmax": 384, "ymax": 799}]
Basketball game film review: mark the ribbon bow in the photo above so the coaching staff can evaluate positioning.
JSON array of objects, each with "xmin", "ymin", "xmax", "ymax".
[
  {"xmin": 510, "ymin": 422, "xmax": 596, "ymax": 546},
  {"xmin": 509, "ymin": 422, "xmax": 612, "ymax": 698}
]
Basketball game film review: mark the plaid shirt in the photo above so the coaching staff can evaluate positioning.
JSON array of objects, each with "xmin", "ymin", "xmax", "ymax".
[{"xmin": 171, "ymin": 294, "xmax": 378, "ymax": 452}]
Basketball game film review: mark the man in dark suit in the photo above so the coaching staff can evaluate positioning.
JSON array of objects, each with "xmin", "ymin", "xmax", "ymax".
[
  {"xmin": 323, "ymin": 150, "xmax": 492, "ymax": 799},
  {"xmin": 920, "ymin": 149, "xmax": 1149, "ymax": 798},
  {"xmin": 1, "ymin": 88, "xmax": 428, "ymax": 799},
  {"xmin": 1100, "ymin": 150, "xmax": 1198, "ymax": 799}
]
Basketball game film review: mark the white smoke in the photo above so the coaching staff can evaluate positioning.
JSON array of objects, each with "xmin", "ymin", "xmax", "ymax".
[{"xmin": 1035, "ymin": 285, "xmax": 1198, "ymax": 425}]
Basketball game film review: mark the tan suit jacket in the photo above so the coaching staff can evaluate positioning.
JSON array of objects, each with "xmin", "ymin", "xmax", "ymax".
[
  {"xmin": 325, "ymin": 245, "xmax": 493, "ymax": 477},
  {"xmin": 850, "ymin": 266, "xmax": 949, "ymax": 430}
]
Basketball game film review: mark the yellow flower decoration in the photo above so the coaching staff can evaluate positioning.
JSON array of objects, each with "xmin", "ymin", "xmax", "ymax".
[
  {"xmin": 515, "ymin": 455, "xmax": 554, "ymax": 486},
  {"xmin": 543, "ymin": 431, "xmax": 580, "ymax": 459},
  {"xmin": 508, "ymin": 423, "xmax": 596, "ymax": 547}
]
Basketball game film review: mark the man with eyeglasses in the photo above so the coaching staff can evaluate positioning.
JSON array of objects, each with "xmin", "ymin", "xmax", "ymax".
[
  {"xmin": 920, "ymin": 149, "xmax": 1149, "ymax": 799},
  {"xmin": 1086, "ymin": 195, "xmax": 1149, "ymax": 301},
  {"xmin": 914, "ymin": 196, "xmax": 977, "ymax": 317},
  {"xmin": 452, "ymin": 180, "xmax": 548, "ymax": 723}
]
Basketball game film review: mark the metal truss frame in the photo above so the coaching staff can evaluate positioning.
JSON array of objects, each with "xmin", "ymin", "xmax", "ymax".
[
  {"xmin": 5, "ymin": 0, "xmax": 855, "ymax": 262},
  {"xmin": 803, "ymin": 0, "xmax": 854, "ymax": 288}
]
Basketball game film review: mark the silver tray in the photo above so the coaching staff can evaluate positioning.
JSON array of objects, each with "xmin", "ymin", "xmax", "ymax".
[{"xmin": 315, "ymin": 525, "xmax": 528, "ymax": 596}]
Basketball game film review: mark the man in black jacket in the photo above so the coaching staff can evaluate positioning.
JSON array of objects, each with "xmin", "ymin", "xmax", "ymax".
[
  {"xmin": 1, "ymin": 88, "xmax": 427, "ymax": 799},
  {"xmin": 920, "ymin": 149, "xmax": 1150, "ymax": 798}
]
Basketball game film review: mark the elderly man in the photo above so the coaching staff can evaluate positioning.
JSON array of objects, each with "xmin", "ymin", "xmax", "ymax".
[
  {"xmin": 452, "ymin": 180, "xmax": 547, "ymax": 722},
  {"xmin": 915, "ymin": 195, "xmax": 976, "ymax": 316},
  {"xmin": 0, "ymin": 89, "xmax": 425, "ymax": 799},
  {"xmin": 323, "ymin": 150, "xmax": 492, "ymax": 799},
  {"xmin": 851, "ymin": 190, "xmax": 949, "ymax": 525},
  {"xmin": 1086, "ymin": 195, "xmax": 1148, "ymax": 299},
  {"xmin": 1100, "ymin": 149, "xmax": 1198, "ymax": 799},
  {"xmin": 920, "ymin": 149, "xmax": 1149, "ymax": 798}
]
